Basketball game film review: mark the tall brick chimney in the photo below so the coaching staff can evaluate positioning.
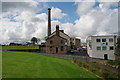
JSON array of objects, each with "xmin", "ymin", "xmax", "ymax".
[
  {"xmin": 48, "ymin": 8, "xmax": 51, "ymax": 36},
  {"xmin": 56, "ymin": 25, "xmax": 59, "ymax": 36}
]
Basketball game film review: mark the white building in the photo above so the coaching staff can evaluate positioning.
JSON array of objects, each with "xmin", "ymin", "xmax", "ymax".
[{"xmin": 86, "ymin": 35, "xmax": 117, "ymax": 60}]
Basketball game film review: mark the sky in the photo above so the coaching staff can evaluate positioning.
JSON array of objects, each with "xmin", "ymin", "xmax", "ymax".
[{"xmin": 1, "ymin": 0, "xmax": 119, "ymax": 44}]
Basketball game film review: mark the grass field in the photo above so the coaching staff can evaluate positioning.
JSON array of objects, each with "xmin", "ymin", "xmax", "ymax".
[
  {"xmin": 0, "ymin": 51, "xmax": 1, "ymax": 79},
  {"xmin": 2, "ymin": 51, "xmax": 101, "ymax": 78},
  {"xmin": 1, "ymin": 46, "xmax": 39, "ymax": 50}
]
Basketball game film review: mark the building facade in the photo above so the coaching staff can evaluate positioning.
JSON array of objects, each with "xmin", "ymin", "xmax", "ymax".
[
  {"xmin": 45, "ymin": 8, "xmax": 71, "ymax": 54},
  {"xmin": 46, "ymin": 25, "xmax": 70, "ymax": 54},
  {"xmin": 70, "ymin": 38, "xmax": 81, "ymax": 49},
  {"xmin": 46, "ymin": 35, "xmax": 68, "ymax": 54},
  {"xmin": 86, "ymin": 35, "xmax": 117, "ymax": 60}
]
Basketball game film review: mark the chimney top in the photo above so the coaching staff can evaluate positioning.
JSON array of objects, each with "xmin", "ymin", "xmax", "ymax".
[
  {"xmin": 56, "ymin": 25, "xmax": 59, "ymax": 28},
  {"xmin": 48, "ymin": 8, "xmax": 51, "ymax": 10},
  {"xmin": 56, "ymin": 25, "xmax": 59, "ymax": 36}
]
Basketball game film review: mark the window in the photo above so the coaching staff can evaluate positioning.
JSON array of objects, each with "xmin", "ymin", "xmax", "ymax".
[
  {"xmin": 106, "ymin": 42, "xmax": 108, "ymax": 45},
  {"xmin": 97, "ymin": 46, "xmax": 101, "ymax": 50},
  {"xmin": 109, "ymin": 46, "xmax": 114, "ymax": 50},
  {"xmin": 61, "ymin": 40, "xmax": 64, "ymax": 44},
  {"xmin": 109, "ymin": 38, "xmax": 113, "ymax": 42},
  {"xmin": 102, "ymin": 39, "xmax": 106, "ymax": 42},
  {"xmin": 50, "ymin": 40, "xmax": 53, "ymax": 44},
  {"xmin": 50, "ymin": 46, "xmax": 52, "ymax": 51},
  {"xmin": 96, "ymin": 39, "xmax": 101, "ymax": 42},
  {"xmin": 102, "ymin": 46, "xmax": 107, "ymax": 50},
  {"xmin": 89, "ymin": 44, "xmax": 92, "ymax": 49},
  {"xmin": 61, "ymin": 46, "xmax": 64, "ymax": 51}
]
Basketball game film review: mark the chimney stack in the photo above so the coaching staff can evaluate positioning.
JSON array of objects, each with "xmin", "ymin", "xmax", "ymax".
[
  {"xmin": 60, "ymin": 30, "xmax": 64, "ymax": 33},
  {"xmin": 48, "ymin": 8, "xmax": 51, "ymax": 36},
  {"xmin": 56, "ymin": 25, "xmax": 59, "ymax": 36}
]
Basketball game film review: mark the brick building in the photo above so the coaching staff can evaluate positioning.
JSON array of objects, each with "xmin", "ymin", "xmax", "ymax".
[
  {"xmin": 46, "ymin": 8, "xmax": 71, "ymax": 54},
  {"xmin": 46, "ymin": 25, "xmax": 69, "ymax": 54},
  {"xmin": 45, "ymin": 8, "xmax": 80, "ymax": 54},
  {"xmin": 70, "ymin": 37, "xmax": 81, "ymax": 49}
]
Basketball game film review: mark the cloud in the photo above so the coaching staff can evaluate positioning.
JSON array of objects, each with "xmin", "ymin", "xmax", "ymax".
[
  {"xmin": 73, "ymin": 2, "xmax": 118, "ymax": 42},
  {"xmin": 61, "ymin": 23, "xmax": 75, "ymax": 36},
  {"xmin": 98, "ymin": 1, "xmax": 118, "ymax": 9},
  {"xmin": 1, "ymin": 1, "xmax": 68, "ymax": 44},
  {"xmin": 55, "ymin": 1, "xmax": 118, "ymax": 42},
  {"xmin": 51, "ymin": 7, "xmax": 67, "ymax": 19},
  {"xmin": 1, "ymin": 1, "xmax": 118, "ymax": 44},
  {"xmin": 76, "ymin": 1, "xmax": 95, "ymax": 16},
  {"xmin": 2, "ymin": 2, "xmax": 39, "ymax": 12},
  {"xmin": 99, "ymin": 3, "xmax": 103, "ymax": 8}
]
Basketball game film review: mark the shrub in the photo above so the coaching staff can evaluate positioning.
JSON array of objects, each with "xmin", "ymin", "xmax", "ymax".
[
  {"xmin": 72, "ymin": 60, "xmax": 119, "ymax": 79},
  {"xmin": 107, "ymin": 60, "xmax": 120, "ymax": 66}
]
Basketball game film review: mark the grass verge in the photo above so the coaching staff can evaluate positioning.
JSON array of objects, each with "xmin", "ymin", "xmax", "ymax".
[
  {"xmin": 2, "ymin": 51, "xmax": 101, "ymax": 78},
  {"xmin": 1, "ymin": 46, "xmax": 39, "ymax": 50}
]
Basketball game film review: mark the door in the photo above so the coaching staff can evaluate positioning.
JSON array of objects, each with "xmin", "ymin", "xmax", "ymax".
[
  {"xmin": 104, "ymin": 54, "xmax": 108, "ymax": 60},
  {"xmin": 56, "ymin": 47, "xmax": 58, "ymax": 53}
]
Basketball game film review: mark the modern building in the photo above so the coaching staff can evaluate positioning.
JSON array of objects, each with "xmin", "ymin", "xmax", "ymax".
[
  {"xmin": 46, "ymin": 8, "xmax": 71, "ymax": 54},
  {"xmin": 70, "ymin": 37, "xmax": 81, "ymax": 50},
  {"xmin": 86, "ymin": 35, "xmax": 117, "ymax": 60}
]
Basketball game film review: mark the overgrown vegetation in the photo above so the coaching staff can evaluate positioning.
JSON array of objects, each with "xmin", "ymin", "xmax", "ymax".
[
  {"xmin": 115, "ymin": 37, "xmax": 120, "ymax": 57},
  {"xmin": 73, "ymin": 60, "xmax": 119, "ymax": 80},
  {"xmin": 107, "ymin": 60, "xmax": 120, "ymax": 66}
]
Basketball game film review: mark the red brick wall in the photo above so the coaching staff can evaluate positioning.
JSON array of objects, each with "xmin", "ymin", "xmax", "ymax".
[{"xmin": 46, "ymin": 36, "xmax": 68, "ymax": 54}]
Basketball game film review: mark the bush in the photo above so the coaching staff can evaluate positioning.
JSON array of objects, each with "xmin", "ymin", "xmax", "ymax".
[
  {"xmin": 107, "ymin": 60, "xmax": 120, "ymax": 66},
  {"xmin": 72, "ymin": 60, "xmax": 119, "ymax": 79}
]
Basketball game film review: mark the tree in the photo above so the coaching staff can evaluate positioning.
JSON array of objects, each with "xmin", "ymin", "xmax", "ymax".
[
  {"xmin": 115, "ymin": 37, "xmax": 120, "ymax": 60},
  {"xmin": 117, "ymin": 37, "xmax": 120, "ymax": 49},
  {"xmin": 31, "ymin": 37, "xmax": 40, "ymax": 45}
]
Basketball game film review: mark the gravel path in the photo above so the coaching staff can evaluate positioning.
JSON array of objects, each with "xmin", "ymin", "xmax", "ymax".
[{"xmin": 37, "ymin": 52, "xmax": 106, "ymax": 62}]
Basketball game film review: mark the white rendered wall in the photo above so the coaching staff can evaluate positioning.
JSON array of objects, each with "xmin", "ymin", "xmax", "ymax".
[{"xmin": 87, "ymin": 36, "xmax": 116, "ymax": 60}]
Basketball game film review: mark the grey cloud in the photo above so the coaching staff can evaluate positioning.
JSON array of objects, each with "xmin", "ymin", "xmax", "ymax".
[{"xmin": 2, "ymin": 2, "xmax": 38, "ymax": 12}]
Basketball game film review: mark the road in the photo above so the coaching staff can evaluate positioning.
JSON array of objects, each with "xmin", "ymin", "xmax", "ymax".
[{"xmin": 38, "ymin": 50, "xmax": 106, "ymax": 62}]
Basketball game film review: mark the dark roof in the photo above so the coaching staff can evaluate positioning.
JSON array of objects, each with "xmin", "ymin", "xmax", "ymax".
[
  {"xmin": 46, "ymin": 35, "xmax": 67, "ymax": 41},
  {"xmin": 48, "ymin": 30, "xmax": 70, "ymax": 38}
]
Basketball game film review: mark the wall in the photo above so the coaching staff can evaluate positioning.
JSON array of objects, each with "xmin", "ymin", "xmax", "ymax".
[
  {"xmin": 49, "ymin": 31, "xmax": 71, "ymax": 47},
  {"xmin": 87, "ymin": 36, "xmax": 116, "ymax": 60},
  {"xmin": 46, "ymin": 35, "xmax": 68, "ymax": 54}
]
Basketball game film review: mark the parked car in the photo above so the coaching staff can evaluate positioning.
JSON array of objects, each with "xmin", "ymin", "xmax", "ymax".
[{"xmin": 68, "ymin": 49, "xmax": 75, "ymax": 54}]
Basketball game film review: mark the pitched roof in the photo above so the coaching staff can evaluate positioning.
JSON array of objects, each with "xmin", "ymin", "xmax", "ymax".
[
  {"xmin": 48, "ymin": 30, "xmax": 70, "ymax": 38},
  {"xmin": 46, "ymin": 35, "xmax": 67, "ymax": 41}
]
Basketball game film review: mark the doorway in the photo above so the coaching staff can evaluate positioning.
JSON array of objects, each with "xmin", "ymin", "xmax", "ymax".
[
  {"xmin": 56, "ymin": 47, "xmax": 58, "ymax": 53},
  {"xmin": 104, "ymin": 54, "xmax": 108, "ymax": 60}
]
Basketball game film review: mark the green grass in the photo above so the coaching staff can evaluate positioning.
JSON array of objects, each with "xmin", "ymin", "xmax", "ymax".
[
  {"xmin": 1, "ymin": 46, "xmax": 39, "ymax": 50},
  {"xmin": 2, "ymin": 51, "xmax": 100, "ymax": 78},
  {"xmin": 0, "ymin": 51, "xmax": 2, "ymax": 79}
]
